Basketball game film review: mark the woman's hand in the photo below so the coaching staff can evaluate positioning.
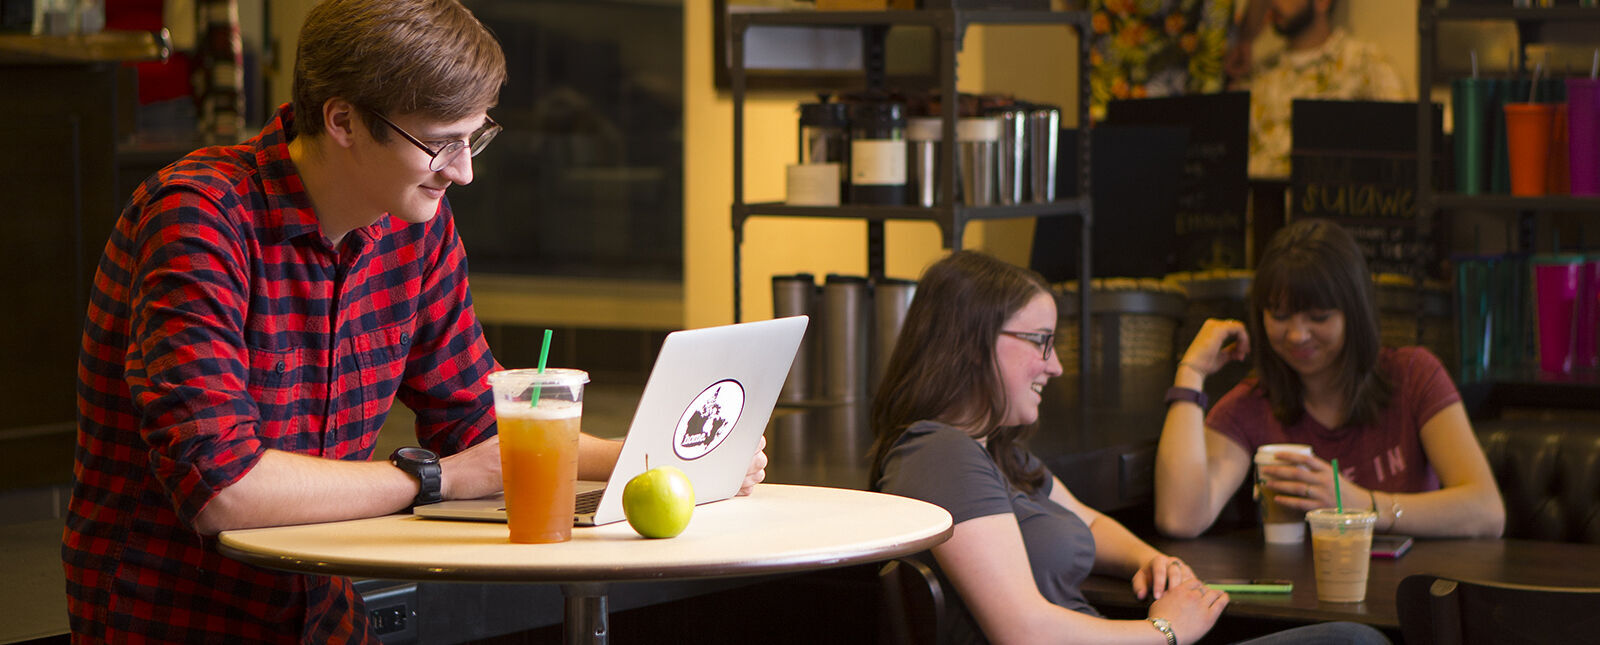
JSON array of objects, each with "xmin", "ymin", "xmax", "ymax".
[
  {"xmin": 737, "ymin": 435, "xmax": 768, "ymax": 496},
  {"xmin": 1259, "ymin": 451, "xmax": 1350, "ymax": 512},
  {"xmin": 1132, "ymin": 554, "xmax": 1194, "ymax": 600},
  {"xmin": 1148, "ymin": 577, "xmax": 1228, "ymax": 645},
  {"xmin": 1177, "ymin": 319, "xmax": 1251, "ymax": 380}
]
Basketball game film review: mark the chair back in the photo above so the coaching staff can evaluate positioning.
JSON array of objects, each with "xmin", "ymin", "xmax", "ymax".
[
  {"xmin": 1396, "ymin": 573, "xmax": 1600, "ymax": 645},
  {"xmin": 878, "ymin": 556, "xmax": 947, "ymax": 645}
]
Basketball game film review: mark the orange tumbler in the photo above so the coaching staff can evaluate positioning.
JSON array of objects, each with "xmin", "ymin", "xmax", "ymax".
[{"xmin": 1505, "ymin": 102, "xmax": 1556, "ymax": 196}]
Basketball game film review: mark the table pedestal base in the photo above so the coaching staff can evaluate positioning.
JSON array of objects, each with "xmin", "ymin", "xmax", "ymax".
[{"xmin": 562, "ymin": 582, "xmax": 610, "ymax": 645}]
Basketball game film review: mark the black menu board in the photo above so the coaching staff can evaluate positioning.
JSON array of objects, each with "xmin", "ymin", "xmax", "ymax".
[
  {"xmin": 1030, "ymin": 125, "xmax": 1188, "ymax": 282},
  {"xmin": 1106, "ymin": 93, "xmax": 1251, "ymax": 272},
  {"xmin": 1289, "ymin": 99, "xmax": 1446, "ymax": 278}
]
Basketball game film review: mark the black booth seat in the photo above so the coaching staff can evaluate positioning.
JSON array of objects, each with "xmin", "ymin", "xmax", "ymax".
[{"xmin": 1476, "ymin": 420, "xmax": 1600, "ymax": 544}]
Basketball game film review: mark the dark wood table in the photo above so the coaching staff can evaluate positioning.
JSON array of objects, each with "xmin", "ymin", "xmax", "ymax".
[{"xmin": 1082, "ymin": 529, "xmax": 1600, "ymax": 630}]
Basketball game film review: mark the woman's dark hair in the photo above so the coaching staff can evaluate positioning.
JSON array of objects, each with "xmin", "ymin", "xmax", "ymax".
[
  {"xmin": 868, "ymin": 251, "xmax": 1054, "ymax": 494},
  {"xmin": 1248, "ymin": 218, "xmax": 1391, "ymax": 426}
]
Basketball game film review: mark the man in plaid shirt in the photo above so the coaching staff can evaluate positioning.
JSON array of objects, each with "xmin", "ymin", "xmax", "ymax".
[{"xmin": 64, "ymin": 0, "xmax": 766, "ymax": 641}]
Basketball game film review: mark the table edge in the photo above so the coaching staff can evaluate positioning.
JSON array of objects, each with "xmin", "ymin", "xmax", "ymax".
[
  {"xmin": 218, "ymin": 524, "xmax": 953, "ymax": 584},
  {"xmin": 217, "ymin": 484, "xmax": 955, "ymax": 584}
]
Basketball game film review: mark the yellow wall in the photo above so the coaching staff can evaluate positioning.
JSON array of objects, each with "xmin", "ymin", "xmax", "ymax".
[
  {"xmin": 1345, "ymin": 0, "xmax": 1418, "ymax": 98},
  {"xmin": 683, "ymin": 6, "xmax": 1081, "ymax": 328},
  {"xmin": 262, "ymin": 3, "xmax": 1419, "ymax": 332}
]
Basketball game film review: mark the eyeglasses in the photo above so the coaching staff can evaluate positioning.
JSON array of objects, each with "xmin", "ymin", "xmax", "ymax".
[
  {"xmin": 371, "ymin": 111, "xmax": 502, "ymax": 172},
  {"xmin": 1000, "ymin": 330, "xmax": 1056, "ymax": 360}
]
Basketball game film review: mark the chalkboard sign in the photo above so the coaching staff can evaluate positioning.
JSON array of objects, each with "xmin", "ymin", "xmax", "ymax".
[
  {"xmin": 1030, "ymin": 125, "xmax": 1189, "ymax": 282},
  {"xmin": 1289, "ymin": 99, "xmax": 1446, "ymax": 278},
  {"xmin": 1106, "ymin": 93, "xmax": 1251, "ymax": 271}
]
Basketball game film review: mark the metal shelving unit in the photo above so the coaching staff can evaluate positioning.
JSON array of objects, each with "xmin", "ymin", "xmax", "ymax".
[
  {"xmin": 728, "ymin": 9, "xmax": 1095, "ymax": 430},
  {"xmin": 1417, "ymin": 2, "xmax": 1600, "ymax": 228},
  {"xmin": 1417, "ymin": 2, "xmax": 1600, "ymax": 408}
]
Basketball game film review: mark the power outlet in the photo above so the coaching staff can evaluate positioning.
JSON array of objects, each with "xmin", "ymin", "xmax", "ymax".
[{"xmin": 358, "ymin": 580, "xmax": 419, "ymax": 644}]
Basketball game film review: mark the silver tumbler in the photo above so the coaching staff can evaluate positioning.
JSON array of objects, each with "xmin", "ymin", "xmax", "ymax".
[
  {"xmin": 772, "ymin": 274, "xmax": 819, "ymax": 404},
  {"xmin": 906, "ymin": 117, "xmax": 942, "ymax": 207},
  {"xmin": 957, "ymin": 117, "xmax": 1000, "ymax": 207},
  {"xmin": 994, "ymin": 109, "xmax": 1028, "ymax": 204},
  {"xmin": 870, "ymin": 277, "xmax": 917, "ymax": 394},
  {"xmin": 1029, "ymin": 107, "xmax": 1060, "ymax": 203},
  {"xmin": 822, "ymin": 274, "xmax": 870, "ymax": 403}
]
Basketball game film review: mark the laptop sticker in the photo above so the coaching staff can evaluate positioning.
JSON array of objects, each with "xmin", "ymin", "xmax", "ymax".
[{"xmin": 673, "ymin": 379, "xmax": 744, "ymax": 460}]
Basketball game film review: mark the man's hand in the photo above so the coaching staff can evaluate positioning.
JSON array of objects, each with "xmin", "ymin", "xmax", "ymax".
[
  {"xmin": 737, "ymin": 435, "xmax": 769, "ymax": 496},
  {"xmin": 439, "ymin": 435, "xmax": 503, "ymax": 500}
]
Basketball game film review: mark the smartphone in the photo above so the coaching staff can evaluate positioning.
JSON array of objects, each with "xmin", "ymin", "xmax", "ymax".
[
  {"xmin": 1206, "ymin": 579, "xmax": 1294, "ymax": 594},
  {"xmin": 1371, "ymin": 534, "xmax": 1414, "ymax": 559}
]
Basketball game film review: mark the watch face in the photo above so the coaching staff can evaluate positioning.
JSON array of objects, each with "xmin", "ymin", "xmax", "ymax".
[{"xmin": 396, "ymin": 446, "xmax": 437, "ymax": 463}]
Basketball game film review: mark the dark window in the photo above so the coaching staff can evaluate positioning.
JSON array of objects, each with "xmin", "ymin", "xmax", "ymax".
[{"xmin": 452, "ymin": 1, "xmax": 683, "ymax": 281}]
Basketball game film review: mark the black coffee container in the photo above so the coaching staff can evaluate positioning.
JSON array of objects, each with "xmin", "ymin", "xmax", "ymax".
[{"xmin": 847, "ymin": 102, "xmax": 907, "ymax": 205}]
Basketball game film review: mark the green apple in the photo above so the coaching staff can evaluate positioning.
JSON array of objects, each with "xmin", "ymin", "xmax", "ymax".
[{"xmin": 622, "ymin": 465, "xmax": 695, "ymax": 538}]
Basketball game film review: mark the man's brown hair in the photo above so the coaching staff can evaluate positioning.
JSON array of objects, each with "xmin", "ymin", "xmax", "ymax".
[{"xmin": 292, "ymin": 0, "xmax": 507, "ymax": 139}]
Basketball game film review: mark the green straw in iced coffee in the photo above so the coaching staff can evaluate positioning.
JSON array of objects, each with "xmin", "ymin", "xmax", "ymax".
[
  {"xmin": 1332, "ymin": 458, "xmax": 1342, "ymax": 513},
  {"xmin": 530, "ymin": 329, "xmax": 553, "ymax": 407},
  {"xmin": 1331, "ymin": 458, "xmax": 1343, "ymax": 535}
]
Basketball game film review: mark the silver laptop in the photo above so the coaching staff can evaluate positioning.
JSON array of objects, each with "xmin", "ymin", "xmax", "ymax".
[{"xmin": 413, "ymin": 315, "xmax": 808, "ymax": 526}]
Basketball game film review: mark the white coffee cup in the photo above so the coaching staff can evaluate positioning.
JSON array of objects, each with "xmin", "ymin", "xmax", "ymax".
[{"xmin": 1255, "ymin": 443, "xmax": 1315, "ymax": 543}]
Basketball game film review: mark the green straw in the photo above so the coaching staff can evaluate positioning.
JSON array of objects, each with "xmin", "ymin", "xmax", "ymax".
[
  {"xmin": 530, "ymin": 329, "xmax": 553, "ymax": 407},
  {"xmin": 1332, "ymin": 458, "xmax": 1343, "ymax": 513}
]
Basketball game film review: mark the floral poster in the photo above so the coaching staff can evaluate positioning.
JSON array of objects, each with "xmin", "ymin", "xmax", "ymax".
[{"xmin": 1089, "ymin": 0, "xmax": 1234, "ymax": 122}]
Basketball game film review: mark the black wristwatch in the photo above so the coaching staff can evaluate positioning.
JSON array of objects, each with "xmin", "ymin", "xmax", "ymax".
[{"xmin": 390, "ymin": 446, "xmax": 442, "ymax": 508}]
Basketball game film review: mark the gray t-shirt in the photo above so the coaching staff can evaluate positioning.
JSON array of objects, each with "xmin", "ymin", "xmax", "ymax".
[{"xmin": 875, "ymin": 421, "xmax": 1101, "ymax": 644}]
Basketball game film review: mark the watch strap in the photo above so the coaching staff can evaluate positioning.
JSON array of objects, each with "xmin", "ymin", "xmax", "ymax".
[
  {"xmin": 1164, "ymin": 386, "xmax": 1208, "ymax": 410},
  {"xmin": 1148, "ymin": 617, "xmax": 1177, "ymax": 645}
]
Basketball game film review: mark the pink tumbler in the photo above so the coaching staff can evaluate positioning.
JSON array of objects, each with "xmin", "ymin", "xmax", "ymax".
[
  {"xmin": 1569, "ymin": 79, "xmax": 1600, "ymax": 195},
  {"xmin": 1533, "ymin": 256, "xmax": 1600, "ymax": 374}
]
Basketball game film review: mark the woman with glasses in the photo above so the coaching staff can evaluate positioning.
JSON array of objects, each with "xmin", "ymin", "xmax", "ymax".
[
  {"xmin": 1154, "ymin": 219, "xmax": 1503, "ymax": 540},
  {"xmin": 870, "ymin": 251, "xmax": 1384, "ymax": 645}
]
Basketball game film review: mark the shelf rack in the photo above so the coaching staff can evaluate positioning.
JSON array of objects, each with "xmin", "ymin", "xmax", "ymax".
[
  {"xmin": 728, "ymin": 9, "xmax": 1094, "ymax": 430},
  {"xmin": 1416, "ymin": 1, "xmax": 1600, "ymax": 407}
]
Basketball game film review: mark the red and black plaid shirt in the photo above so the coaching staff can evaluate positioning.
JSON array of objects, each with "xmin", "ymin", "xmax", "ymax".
[{"xmin": 65, "ymin": 105, "xmax": 498, "ymax": 642}]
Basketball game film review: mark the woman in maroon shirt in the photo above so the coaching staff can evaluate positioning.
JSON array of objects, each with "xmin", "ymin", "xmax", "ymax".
[{"xmin": 1154, "ymin": 219, "xmax": 1504, "ymax": 539}]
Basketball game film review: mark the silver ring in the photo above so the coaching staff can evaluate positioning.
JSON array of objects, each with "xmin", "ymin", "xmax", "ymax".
[{"xmin": 1305, "ymin": 483, "xmax": 1312, "ymax": 497}]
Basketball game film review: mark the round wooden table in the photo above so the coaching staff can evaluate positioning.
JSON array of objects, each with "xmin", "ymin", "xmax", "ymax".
[{"xmin": 219, "ymin": 483, "xmax": 952, "ymax": 644}]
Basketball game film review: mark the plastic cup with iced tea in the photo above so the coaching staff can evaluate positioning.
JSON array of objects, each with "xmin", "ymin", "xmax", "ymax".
[{"xmin": 487, "ymin": 368, "xmax": 588, "ymax": 544}]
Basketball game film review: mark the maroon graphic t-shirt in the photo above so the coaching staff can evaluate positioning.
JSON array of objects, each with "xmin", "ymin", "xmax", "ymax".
[{"xmin": 1207, "ymin": 347, "xmax": 1460, "ymax": 493}]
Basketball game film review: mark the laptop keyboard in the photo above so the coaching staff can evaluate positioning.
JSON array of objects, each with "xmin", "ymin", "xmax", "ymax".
[{"xmin": 575, "ymin": 487, "xmax": 604, "ymax": 514}]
